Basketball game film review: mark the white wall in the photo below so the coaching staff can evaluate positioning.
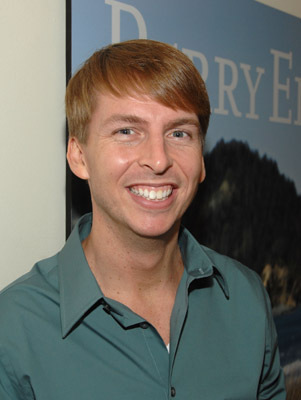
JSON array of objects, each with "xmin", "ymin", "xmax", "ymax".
[{"xmin": 0, "ymin": 1, "xmax": 66, "ymax": 289}]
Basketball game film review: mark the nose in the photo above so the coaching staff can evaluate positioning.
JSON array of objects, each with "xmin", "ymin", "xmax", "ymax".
[{"xmin": 138, "ymin": 134, "xmax": 173, "ymax": 174}]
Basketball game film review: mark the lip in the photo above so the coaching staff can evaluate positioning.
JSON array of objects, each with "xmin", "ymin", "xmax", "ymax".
[{"xmin": 126, "ymin": 182, "xmax": 178, "ymax": 188}]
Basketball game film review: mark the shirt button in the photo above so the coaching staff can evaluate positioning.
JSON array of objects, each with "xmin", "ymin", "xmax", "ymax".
[
  {"xmin": 140, "ymin": 322, "xmax": 149, "ymax": 329},
  {"xmin": 171, "ymin": 386, "xmax": 176, "ymax": 397}
]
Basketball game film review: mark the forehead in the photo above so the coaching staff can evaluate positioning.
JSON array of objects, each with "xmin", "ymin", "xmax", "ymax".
[{"xmin": 91, "ymin": 91, "xmax": 199, "ymax": 127}]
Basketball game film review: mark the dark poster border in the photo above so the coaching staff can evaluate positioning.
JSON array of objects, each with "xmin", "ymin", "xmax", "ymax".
[
  {"xmin": 66, "ymin": 0, "xmax": 92, "ymax": 238},
  {"xmin": 66, "ymin": 0, "xmax": 72, "ymax": 238}
]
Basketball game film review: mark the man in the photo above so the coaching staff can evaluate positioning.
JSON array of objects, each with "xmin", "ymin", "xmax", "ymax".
[{"xmin": 0, "ymin": 39, "xmax": 286, "ymax": 399}]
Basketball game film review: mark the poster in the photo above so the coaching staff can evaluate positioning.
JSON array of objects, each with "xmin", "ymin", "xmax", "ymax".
[{"xmin": 67, "ymin": 0, "xmax": 301, "ymax": 384}]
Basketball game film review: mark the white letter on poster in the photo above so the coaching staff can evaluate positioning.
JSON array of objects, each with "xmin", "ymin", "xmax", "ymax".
[
  {"xmin": 294, "ymin": 77, "xmax": 301, "ymax": 126},
  {"xmin": 182, "ymin": 48, "xmax": 208, "ymax": 82},
  {"xmin": 105, "ymin": 0, "xmax": 147, "ymax": 43},
  {"xmin": 269, "ymin": 49, "xmax": 292, "ymax": 124},
  {"xmin": 240, "ymin": 64, "xmax": 265, "ymax": 120},
  {"xmin": 214, "ymin": 57, "xmax": 242, "ymax": 117}
]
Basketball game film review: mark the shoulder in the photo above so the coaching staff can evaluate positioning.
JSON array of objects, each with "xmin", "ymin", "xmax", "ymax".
[
  {"xmin": 0, "ymin": 255, "xmax": 60, "ymax": 398},
  {"xmin": 200, "ymin": 244, "xmax": 271, "ymax": 310},
  {"xmin": 202, "ymin": 244, "xmax": 261, "ymax": 282},
  {"xmin": 0, "ymin": 253, "xmax": 59, "ymax": 297},
  {"xmin": 0, "ymin": 254, "xmax": 60, "ymax": 338}
]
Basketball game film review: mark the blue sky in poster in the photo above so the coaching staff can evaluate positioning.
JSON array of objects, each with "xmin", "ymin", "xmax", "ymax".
[{"xmin": 71, "ymin": 0, "xmax": 301, "ymax": 193}]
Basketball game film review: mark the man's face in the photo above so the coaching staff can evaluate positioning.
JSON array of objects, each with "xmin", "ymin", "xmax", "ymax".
[{"xmin": 68, "ymin": 92, "xmax": 205, "ymax": 239}]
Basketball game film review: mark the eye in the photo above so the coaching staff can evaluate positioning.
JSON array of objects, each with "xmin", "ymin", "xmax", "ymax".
[
  {"xmin": 171, "ymin": 130, "xmax": 188, "ymax": 138},
  {"xmin": 118, "ymin": 128, "xmax": 134, "ymax": 135}
]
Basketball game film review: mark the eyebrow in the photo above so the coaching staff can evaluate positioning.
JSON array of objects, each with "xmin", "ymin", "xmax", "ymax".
[
  {"xmin": 103, "ymin": 114, "xmax": 200, "ymax": 130},
  {"xmin": 164, "ymin": 118, "xmax": 200, "ymax": 131},
  {"xmin": 103, "ymin": 114, "xmax": 148, "ymax": 126}
]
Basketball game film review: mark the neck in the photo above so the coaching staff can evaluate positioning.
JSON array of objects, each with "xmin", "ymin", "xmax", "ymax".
[{"xmin": 82, "ymin": 216, "xmax": 184, "ymax": 298}]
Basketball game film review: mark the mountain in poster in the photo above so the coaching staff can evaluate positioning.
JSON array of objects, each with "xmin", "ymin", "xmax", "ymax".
[{"xmin": 183, "ymin": 139, "xmax": 301, "ymax": 311}]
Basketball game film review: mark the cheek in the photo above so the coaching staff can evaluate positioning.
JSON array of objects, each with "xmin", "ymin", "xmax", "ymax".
[
  {"xmin": 115, "ymin": 152, "xmax": 132, "ymax": 168},
  {"xmin": 112, "ymin": 146, "xmax": 139, "ymax": 171},
  {"xmin": 97, "ymin": 147, "xmax": 134, "ymax": 180},
  {"xmin": 181, "ymin": 151, "xmax": 204, "ymax": 182}
]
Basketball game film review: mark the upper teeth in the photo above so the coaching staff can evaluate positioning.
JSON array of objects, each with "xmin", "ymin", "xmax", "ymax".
[{"xmin": 130, "ymin": 186, "xmax": 172, "ymax": 201}]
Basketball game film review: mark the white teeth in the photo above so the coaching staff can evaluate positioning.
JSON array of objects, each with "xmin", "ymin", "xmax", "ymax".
[
  {"xmin": 149, "ymin": 190, "xmax": 156, "ymax": 200},
  {"xmin": 130, "ymin": 186, "xmax": 173, "ymax": 201},
  {"xmin": 156, "ymin": 190, "xmax": 163, "ymax": 200}
]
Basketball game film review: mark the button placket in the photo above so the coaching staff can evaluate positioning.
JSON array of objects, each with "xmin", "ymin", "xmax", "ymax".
[{"xmin": 141, "ymin": 324, "xmax": 170, "ymax": 397}]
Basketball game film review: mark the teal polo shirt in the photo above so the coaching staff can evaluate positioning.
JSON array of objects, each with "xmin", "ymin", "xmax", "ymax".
[{"xmin": 0, "ymin": 213, "xmax": 286, "ymax": 399}]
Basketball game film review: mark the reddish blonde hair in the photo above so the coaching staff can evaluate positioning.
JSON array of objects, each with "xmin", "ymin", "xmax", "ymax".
[{"xmin": 65, "ymin": 39, "xmax": 210, "ymax": 143}]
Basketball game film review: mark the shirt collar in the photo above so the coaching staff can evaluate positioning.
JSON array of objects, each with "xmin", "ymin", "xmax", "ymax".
[
  {"xmin": 58, "ymin": 213, "xmax": 103, "ymax": 338},
  {"xmin": 178, "ymin": 226, "xmax": 229, "ymax": 298},
  {"xmin": 58, "ymin": 214, "xmax": 229, "ymax": 337}
]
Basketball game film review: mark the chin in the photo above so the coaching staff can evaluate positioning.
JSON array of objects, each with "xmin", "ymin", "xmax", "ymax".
[{"xmin": 132, "ymin": 219, "xmax": 180, "ymax": 239}]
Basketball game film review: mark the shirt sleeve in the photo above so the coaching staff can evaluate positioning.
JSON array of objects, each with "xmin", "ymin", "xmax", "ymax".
[
  {"xmin": 0, "ymin": 348, "xmax": 33, "ymax": 400},
  {"xmin": 258, "ymin": 291, "xmax": 287, "ymax": 399}
]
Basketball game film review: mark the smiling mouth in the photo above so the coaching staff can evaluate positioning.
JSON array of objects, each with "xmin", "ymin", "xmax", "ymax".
[{"xmin": 129, "ymin": 185, "xmax": 173, "ymax": 201}]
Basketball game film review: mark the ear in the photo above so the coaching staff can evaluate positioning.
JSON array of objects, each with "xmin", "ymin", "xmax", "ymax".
[
  {"xmin": 199, "ymin": 155, "xmax": 206, "ymax": 183},
  {"xmin": 66, "ymin": 137, "xmax": 90, "ymax": 180}
]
